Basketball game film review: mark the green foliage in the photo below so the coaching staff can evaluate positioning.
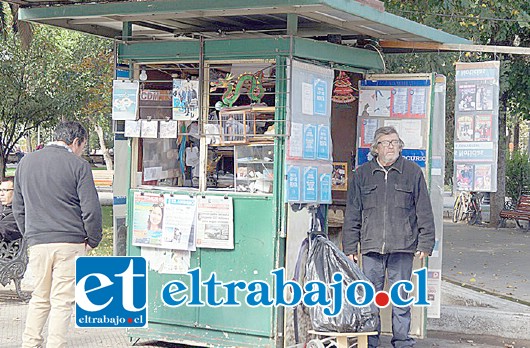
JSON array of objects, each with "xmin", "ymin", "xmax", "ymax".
[
  {"xmin": 0, "ymin": 24, "xmax": 85, "ymax": 177},
  {"xmin": 89, "ymin": 205, "xmax": 114, "ymax": 256},
  {"xmin": 505, "ymin": 151, "xmax": 530, "ymax": 205},
  {"xmin": 384, "ymin": 0, "xmax": 530, "ymax": 186}
]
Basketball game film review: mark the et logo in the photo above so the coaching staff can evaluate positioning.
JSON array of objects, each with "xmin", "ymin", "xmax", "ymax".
[{"xmin": 75, "ymin": 256, "xmax": 148, "ymax": 328}]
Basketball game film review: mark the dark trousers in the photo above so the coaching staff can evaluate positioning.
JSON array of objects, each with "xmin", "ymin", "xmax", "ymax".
[{"xmin": 362, "ymin": 252, "xmax": 415, "ymax": 348}]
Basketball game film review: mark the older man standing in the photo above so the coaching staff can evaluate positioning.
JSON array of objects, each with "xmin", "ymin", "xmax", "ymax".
[
  {"xmin": 342, "ymin": 126, "xmax": 435, "ymax": 348},
  {"xmin": 13, "ymin": 121, "xmax": 102, "ymax": 348},
  {"xmin": 0, "ymin": 177, "xmax": 22, "ymax": 242}
]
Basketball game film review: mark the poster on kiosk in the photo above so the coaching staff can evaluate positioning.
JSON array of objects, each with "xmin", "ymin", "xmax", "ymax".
[{"xmin": 356, "ymin": 73, "xmax": 446, "ymax": 321}]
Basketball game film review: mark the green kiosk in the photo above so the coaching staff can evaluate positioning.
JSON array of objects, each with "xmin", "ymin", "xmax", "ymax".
[{"xmin": 18, "ymin": 1, "xmax": 469, "ymax": 347}]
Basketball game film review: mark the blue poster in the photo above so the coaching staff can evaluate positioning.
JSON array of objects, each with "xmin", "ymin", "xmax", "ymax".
[
  {"xmin": 314, "ymin": 79, "xmax": 327, "ymax": 115},
  {"xmin": 317, "ymin": 125, "xmax": 330, "ymax": 160},
  {"xmin": 286, "ymin": 166, "xmax": 301, "ymax": 202},
  {"xmin": 303, "ymin": 125, "xmax": 317, "ymax": 159},
  {"xmin": 303, "ymin": 167, "xmax": 318, "ymax": 202},
  {"xmin": 357, "ymin": 148, "xmax": 426, "ymax": 168},
  {"xmin": 401, "ymin": 149, "xmax": 426, "ymax": 168},
  {"xmin": 356, "ymin": 148, "xmax": 372, "ymax": 166},
  {"xmin": 320, "ymin": 173, "xmax": 332, "ymax": 203}
]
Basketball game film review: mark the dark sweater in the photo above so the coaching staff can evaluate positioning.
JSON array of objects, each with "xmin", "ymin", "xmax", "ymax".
[
  {"xmin": 13, "ymin": 144, "xmax": 102, "ymax": 248},
  {"xmin": 0, "ymin": 205, "xmax": 22, "ymax": 242}
]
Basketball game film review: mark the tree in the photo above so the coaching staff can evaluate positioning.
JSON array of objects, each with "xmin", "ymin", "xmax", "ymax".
[
  {"xmin": 384, "ymin": 0, "xmax": 530, "ymax": 226},
  {"xmin": 0, "ymin": 24, "xmax": 85, "ymax": 179},
  {"xmin": 67, "ymin": 34, "xmax": 114, "ymax": 170}
]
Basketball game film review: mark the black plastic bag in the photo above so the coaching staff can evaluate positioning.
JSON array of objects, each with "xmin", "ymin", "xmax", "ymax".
[{"xmin": 305, "ymin": 235, "xmax": 379, "ymax": 333}]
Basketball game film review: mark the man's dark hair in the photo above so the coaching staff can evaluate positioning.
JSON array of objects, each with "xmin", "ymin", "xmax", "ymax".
[{"xmin": 53, "ymin": 121, "xmax": 88, "ymax": 145}]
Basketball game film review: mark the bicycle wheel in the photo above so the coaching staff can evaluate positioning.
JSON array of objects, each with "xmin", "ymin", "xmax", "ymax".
[
  {"xmin": 452, "ymin": 198, "xmax": 462, "ymax": 223},
  {"xmin": 468, "ymin": 210, "xmax": 482, "ymax": 225}
]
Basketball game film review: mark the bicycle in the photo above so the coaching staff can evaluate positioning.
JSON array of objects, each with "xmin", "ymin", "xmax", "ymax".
[{"xmin": 452, "ymin": 191, "xmax": 483, "ymax": 225}]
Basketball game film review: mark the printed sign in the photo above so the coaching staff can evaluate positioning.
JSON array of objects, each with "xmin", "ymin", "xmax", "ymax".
[{"xmin": 76, "ymin": 256, "xmax": 147, "ymax": 328}]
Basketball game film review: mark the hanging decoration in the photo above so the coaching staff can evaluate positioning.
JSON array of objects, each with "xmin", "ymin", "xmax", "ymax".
[
  {"xmin": 332, "ymin": 71, "xmax": 356, "ymax": 104},
  {"xmin": 210, "ymin": 72, "xmax": 265, "ymax": 107}
]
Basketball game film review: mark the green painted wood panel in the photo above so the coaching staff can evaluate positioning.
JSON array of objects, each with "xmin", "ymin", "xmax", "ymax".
[{"xmin": 127, "ymin": 193, "xmax": 278, "ymax": 346}]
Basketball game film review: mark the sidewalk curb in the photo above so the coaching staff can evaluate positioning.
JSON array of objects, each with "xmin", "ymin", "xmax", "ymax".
[
  {"xmin": 428, "ymin": 306, "xmax": 530, "ymax": 340},
  {"xmin": 428, "ymin": 281, "xmax": 530, "ymax": 340}
]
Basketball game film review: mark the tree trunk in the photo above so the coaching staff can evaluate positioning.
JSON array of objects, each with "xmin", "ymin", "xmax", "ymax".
[
  {"xmin": 0, "ymin": 156, "xmax": 5, "ymax": 181},
  {"xmin": 94, "ymin": 123, "xmax": 113, "ymax": 171},
  {"xmin": 513, "ymin": 119, "xmax": 520, "ymax": 151},
  {"xmin": 489, "ymin": 92, "xmax": 508, "ymax": 227}
]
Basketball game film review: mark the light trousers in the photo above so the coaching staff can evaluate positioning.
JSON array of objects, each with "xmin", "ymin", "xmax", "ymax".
[{"xmin": 22, "ymin": 243, "xmax": 86, "ymax": 348}]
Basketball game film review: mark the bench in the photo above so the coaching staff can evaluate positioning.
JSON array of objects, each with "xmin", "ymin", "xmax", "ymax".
[
  {"xmin": 0, "ymin": 237, "xmax": 30, "ymax": 301},
  {"xmin": 93, "ymin": 170, "xmax": 114, "ymax": 187},
  {"xmin": 308, "ymin": 330, "xmax": 378, "ymax": 348},
  {"xmin": 499, "ymin": 194, "xmax": 530, "ymax": 230}
]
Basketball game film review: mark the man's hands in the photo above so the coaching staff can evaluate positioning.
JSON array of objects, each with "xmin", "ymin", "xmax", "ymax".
[
  {"xmin": 347, "ymin": 254, "xmax": 358, "ymax": 263},
  {"xmin": 416, "ymin": 251, "xmax": 429, "ymax": 259},
  {"xmin": 85, "ymin": 242, "xmax": 93, "ymax": 253}
]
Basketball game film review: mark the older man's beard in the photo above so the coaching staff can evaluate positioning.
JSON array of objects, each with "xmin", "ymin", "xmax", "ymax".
[{"xmin": 379, "ymin": 151, "xmax": 399, "ymax": 165}]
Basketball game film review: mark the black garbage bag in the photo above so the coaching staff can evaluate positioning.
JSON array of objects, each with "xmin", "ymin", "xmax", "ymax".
[{"xmin": 305, "ymin": 235, "xmax": 379, "ymax": 333}]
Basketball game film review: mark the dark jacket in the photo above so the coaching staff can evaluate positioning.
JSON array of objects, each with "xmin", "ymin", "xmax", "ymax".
[
  {"xmin": 342, "ymin": 155, "xmax": 435, "ymax": 256},
  {"xmin": 13, "ymin": 144, "xmax": 102, "ymax": 248},
  {"xmin": 0, "ymin": 205, "xmax": 22, "ymax": 242}
]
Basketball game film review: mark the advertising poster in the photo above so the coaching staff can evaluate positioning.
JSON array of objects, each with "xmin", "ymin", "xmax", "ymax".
[
  {"xmin": 401, "ymin": 149, "xmax": 426, "ymax": 168},
  {"xmin": 302, "ymin": 124, "xmax": 317, "ymax": 159},
  {"xmin": 320, "ymin": 173, "xmax": 332, "ymax": 203},
  {"xmin": 455, "ymin": 115, "xmax": 474, "ymax": 141},
  {"xmin": 454, "ymin": 61, "xmax": 499, "ymax": 192},
  {"xmin": 132, "ymin": 192, "xmax": 165, "ymax": 247},
  {"xmin": 172, "ymin": 79, "xmax": 199, "ymax": 121},
  {"xmin": 476, "ymin": 84, "xmax": 494, "ymax": 111},
  {"xmin": 112, "ymin": 80, "xmax": 139, "ymax": 120},
  {"xmin": 390, "ymin": 87, "xmax": 408, "ymax": 117},
  {"xmin": 455, "ymin": 163, "xmax": 474, "ymax": 191},
  {"xmin": 457, "ymin": 84, "xmax": 477, "ymax": 112},
  {"xmin": 454, "ymin": 142, "xmax": 494, "ymax": 162},
  {"xmin": 474, "ymin": 114, "xmax": 492, "ymax": 141},
  {"xmin": 159, "ymin": 120, "xmax": 179, "ymax": 138},
  {"xmin": 314, "ymin": 79, "xmax": 328, "ymax": 115},
  {"xmin": 359, "ymin": 89, "xmax": 391, "ymax": 117},
  {"xmin": 286, "ymin": 166, "xmax": 301, "ymax": 201},
  {"xmin": 332, "ymin": 162, "xmax": 348, "ymax": 191},
  {"xmin": 287, "ymin": 122, "xmax": 303, "ymax": 158},
  {"xmin": 401, "ymin": 119, "xmax": 423, "ymax": 149},
  {"xmin": 316, "ymin": 125, "xmax": 330, "ymax": 160},
  {"xmin": 473, "ymin": 164, "xmax": 492, "ymax": 191},
  {"xmin": 303, "ymin": 167, "xmax": 318, "ymax": 202},
  {"xmin": 285, "ymin": 60, "xmax": 333, "ymax": 204},
  {"xmin": 141, "ymin": 120, "xmax": 158, "ymax": 138},
  {"xmin": 360, "ymin": 119, "xmax": 378, "ymax": 147},
  {"xmin": 124, "ymin": 120, "xmax": 141, "ymax": 138},
  {"xmin": 162, "ymin": 195, "xmax": 197, "ymax": 251},
  {"xmin": 196, "ymin": 196, "xmax": 234, "ymax": 249},
  {"xmin": 409, "ymin": 87, "xmax": 427, "ymax": 117},
  {"xmin": 302, "ymin": 82, "xmax": 314, "ymax": 115}
]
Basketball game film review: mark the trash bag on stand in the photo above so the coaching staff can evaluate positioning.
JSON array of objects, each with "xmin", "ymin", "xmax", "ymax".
[{"xmin": 305, "ymin": 235, "xmax": 379, "ymax": 333}]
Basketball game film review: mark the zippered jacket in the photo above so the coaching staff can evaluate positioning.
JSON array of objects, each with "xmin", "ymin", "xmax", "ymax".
[{"xmin": 342, "ymin": 155, "xmax": 435, "ymax": 256}]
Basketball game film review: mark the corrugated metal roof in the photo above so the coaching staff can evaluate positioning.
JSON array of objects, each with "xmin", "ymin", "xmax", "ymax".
[{"xmin": 15, "ymin": 0, "xmax": 470, "ymax": 47}]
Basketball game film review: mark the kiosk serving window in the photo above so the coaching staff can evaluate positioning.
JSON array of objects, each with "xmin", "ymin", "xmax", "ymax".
[{"xmin": 127, "ymin": 61, "xmax": 278, "ymax": 193}]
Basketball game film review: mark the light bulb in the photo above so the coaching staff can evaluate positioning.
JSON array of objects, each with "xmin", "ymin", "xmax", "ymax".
[{"xmin": 139, "ymin": 69, "xmax": 148, "ymax": 81}]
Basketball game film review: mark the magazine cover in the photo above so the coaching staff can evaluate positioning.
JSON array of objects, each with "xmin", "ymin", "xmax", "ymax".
[
  {"xmin": 474, "ymin": 164, "xmax": 492, "ymax": 191},
  {"xmin": 455, "ymin": 115, "xmax": 474, "ymax": 141},
  {"xmin": 457, "ymin": 84, "xmax": 476, "ymax": 112},
  {"xmin": 476, "ymin": 84, "xmax": 494, "ymax": 111},
  {"xmin": 474, "ymin": 114, "xmax": 492, "ymax": 141},
  {"xmin": 455, "ymin": 164, "xmax": 474, "ymax": 191}
]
